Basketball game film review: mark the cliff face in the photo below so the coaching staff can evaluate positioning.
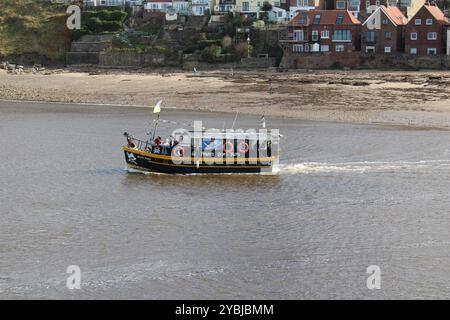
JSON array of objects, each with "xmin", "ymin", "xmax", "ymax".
[{"xmin": 0, "ymin": 0, "xmax": 71, "ymax": 64}]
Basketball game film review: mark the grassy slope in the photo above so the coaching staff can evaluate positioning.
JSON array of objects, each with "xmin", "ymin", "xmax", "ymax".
[{"xmin": 0, "ymin": 0, "xmax": 71, "ymax": 62}]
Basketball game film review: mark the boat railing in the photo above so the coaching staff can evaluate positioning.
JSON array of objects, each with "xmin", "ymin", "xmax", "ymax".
[
  {"xmin": 126, "ymin": 137, "xmax": 175, "ymax": 156},
  {"xmin": 128, "ymin": 137, "xmax": 152, "ymax": 152}
]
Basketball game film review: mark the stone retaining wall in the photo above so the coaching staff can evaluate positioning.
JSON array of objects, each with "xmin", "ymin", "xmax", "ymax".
[
  {"xmin": 98, "ymin": 50, "xmax": 165, "ymax": 67},
  {"xmin": 280, "ymin": 51, "xmax": 450, "ymax": 70}
]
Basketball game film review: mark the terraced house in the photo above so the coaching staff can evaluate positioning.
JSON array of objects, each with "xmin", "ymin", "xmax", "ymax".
[
  {"xmin": 404, "ymin": 4, "xmax": 450, "ymax": 55},
  {"xmin": 286, "ymin": 9, "xmax": 362, "ymax": 53},
  {"xmin": 362, "ymin": 5, "xmax": 408, "ymax": 53}
]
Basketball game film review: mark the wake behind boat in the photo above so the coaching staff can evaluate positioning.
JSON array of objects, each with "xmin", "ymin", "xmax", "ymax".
[{"xmin": 122, "ymin": 101, "xmax": 280, "ymax": 175}]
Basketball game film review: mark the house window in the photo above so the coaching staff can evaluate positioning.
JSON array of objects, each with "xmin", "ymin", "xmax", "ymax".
[
  {"xmin": 321, "ymin": 30, "xmax": 330, "ymax": 39},
  {"xmin": 366, "ymin": 46, "xmax": 375, "ymax": 53},
  {"xmin": 415, "ymin": 19, "xmax": 421, "ymax": 25},
  {"xmin": 292, "ymin": 44, "xmax": 304, "ymax": 52},
  {"xmin": 384, "ymin": 46, "xmax": 391, "ymax": 53},
  {"xmin": 312, "ymin": 14, "xmax": 321, "ymax": 25},
  {"xmin": 297, "ymin": 0, "xmax": 308, "ymax": 6},
  {"xmin": 385, "ymin": 32, "xmax": 392, "ymax": 40},
  {"xmin": 410, "ymin": 47, "xmax": 417, "ymax": 54},
  {"xmin": 332, "ymin": 30, "xmax": 352, "ymax": 42},
  {"xmin": 427, "ymin": 32, "xmax": 437, "ymax": 40},
  {"xmin": 312, "ymin": 30, "xmax": 319, "ymax": 41},
  {"xmin": 336, "ymin": 1, "xmax": 346, "ymax": 9},
  {"xmin": 305, "ymin": 44, "xmax": 310, "ymax": 52},
  {"xmin": 293, "ymin": 30, "xmax": 304, "ymax": 41},
  {"xmin": 320, "ymin": 45, "xmax": 330, "ymax": 52},
  {"xmin": 365, "ymin": 31, "xmax": 376, "ymax": 43},
  {"xmin": 242, "ymin": 1, "xmax": 249, "ymax": 11},
  {"xmin": 410, "ymin": 32, "xmax": 417, "ymax": 40},
  {"xmin": 335, "ymin": 44, "xmax": 345, "ymax": 52},
  {"xmin": 376, "ymin": 0, "xmax": 380, "ymax": 5},
  {"xmin": 427, "ymin": 48, "xmax": 437, "ymax": 55},
  {"xmin": 426, "ymin": 19, "xmax": 433, "ymax": 25},
  {"xmin": 298, "ymin": 12, "xmax": 307, "ymax": 24},
  {"xmin": 336, "ymin": 13, "xmax": 344, "ymax": 25},
  {"xmin": 382, "ymin": 19, "xmax": 388, "ymax": 25},
  {"xmin": 366, "ymin": 0, "xmax": 370, "ymax": 9}
]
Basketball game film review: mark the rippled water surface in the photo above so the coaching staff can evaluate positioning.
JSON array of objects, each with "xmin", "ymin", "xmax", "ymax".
[{"xmin": 1, "ymin": 101, "xmax": 450, "ymax": 299}]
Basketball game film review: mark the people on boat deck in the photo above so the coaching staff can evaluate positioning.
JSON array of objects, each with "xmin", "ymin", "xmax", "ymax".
[
  {"xmin": 123, "ymin": 132, "xmax": 135, "ymax": 148},
  {"xmin": 154, "ymin": 136, "xmax": 162, "ymax": 146},
  {"xmin": 161, "ymin": 138, "xmax": 170, "ymax": 147}
]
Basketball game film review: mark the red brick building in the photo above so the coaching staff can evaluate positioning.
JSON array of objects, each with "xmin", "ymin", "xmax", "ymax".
[
  {"xmin": 362, "ymin": 5, "xmax": 407, "ymax": 53},
  {"xmin": 404, "ymin": 4, "xmax": 450, "ymax": 55},
  {"xmin": 286, "ymin": 9, "xmax": 362, "ymax": 53}
]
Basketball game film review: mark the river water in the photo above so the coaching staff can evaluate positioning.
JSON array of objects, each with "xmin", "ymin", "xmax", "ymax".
[{"xmin": 1, "ymin": 100, "xmax": 449, "ymax": 299}]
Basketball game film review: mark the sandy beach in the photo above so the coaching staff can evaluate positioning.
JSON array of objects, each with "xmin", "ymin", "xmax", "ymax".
[{"xmin": 1, "ymin": 68, "xmax": 450, "ymax": 128}]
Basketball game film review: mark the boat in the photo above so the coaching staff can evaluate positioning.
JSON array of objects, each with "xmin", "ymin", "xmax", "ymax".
[{"xmin": 122, "ymin": 103, "xmax": 280, "ymax": 175}]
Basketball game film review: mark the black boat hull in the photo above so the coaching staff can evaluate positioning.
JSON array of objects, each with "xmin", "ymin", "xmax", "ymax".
[{"xmin": 123, "ymin": 147, "xmax": 274, "ymax": 174}]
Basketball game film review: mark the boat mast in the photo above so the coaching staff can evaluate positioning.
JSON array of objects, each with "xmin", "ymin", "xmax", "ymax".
[{"xmin": 151, "ymin": 100, "xmax": 163, "ymax": 140}]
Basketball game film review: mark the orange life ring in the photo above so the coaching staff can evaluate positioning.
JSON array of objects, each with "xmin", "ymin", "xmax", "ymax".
[
  {"xmin": 223, "ymin": 141, "xmax": 234, "ymax": 153},
  {"xmin": 171, "ymin": 146, "xmax": 184, "ymax": 157},
  {"xmin": 237, "ymin": 142, "xmax": 249, "ymax": 154}
]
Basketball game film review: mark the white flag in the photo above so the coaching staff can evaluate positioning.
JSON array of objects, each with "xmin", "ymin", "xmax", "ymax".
[{"xmin": 153, "ymin": 100, "xmax": 162, "ymax": 114}]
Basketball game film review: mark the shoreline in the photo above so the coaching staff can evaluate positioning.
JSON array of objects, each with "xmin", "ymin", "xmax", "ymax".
[{"xmin": 2, "ymin": 69, "xmax": 450, "ymax": 129}]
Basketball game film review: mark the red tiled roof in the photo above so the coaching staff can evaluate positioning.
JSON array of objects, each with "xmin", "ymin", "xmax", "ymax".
[
  {"xmin": 424, "ymin": 4, "xmax": 450, "ymax": 25},
  {"xmin": 383, "ymin": 6, "xmax": 407, "ymax": 26},
  {"xmin": 289, "ymin": 10, "xmax": 361, "ymax": 26}
]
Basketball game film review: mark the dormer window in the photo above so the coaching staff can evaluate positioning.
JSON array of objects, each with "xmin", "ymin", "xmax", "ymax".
[
  {"xmin": 312, "ymin": 14, "xmax": 321, "ymax": 25},
  {"xmin": 336, "ymin": 1, "xmax": 346, "ymax": 9},
  {"xmin": 298, "ymin": 12, "xmax": 307, "ymax": 24},
  {"xmin": 415, "ymin": 19, "xmax": 421, "ymax": 25}
]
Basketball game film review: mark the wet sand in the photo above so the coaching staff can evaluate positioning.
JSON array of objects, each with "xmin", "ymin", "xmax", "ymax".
[{"xmin": 1, "ymin": 69, "xmax": 450, "ymax": 128}]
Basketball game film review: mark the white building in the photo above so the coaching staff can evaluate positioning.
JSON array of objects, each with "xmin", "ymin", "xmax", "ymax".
[
  {"xmin": 268, "ymin": 7, "xmax": 288, "ymax": 23},
  {"xmin": 289, "ymin": 0, "xmax": 318, "ymax": 19},
  {"xmin": 214, "ymin": 0, "xmax": 236, "ymax": 15},
  {"xmin": 84, "ymin": 0, "xmax": 145, "ymax": 6},
  {"xmin": 173, "ymin": 0, "xmax": 191, "ymax": 15},
  {"xmin": 144, "ymin": 0, "xmax": 172, "ymax": 12},
  {"xmin": 191, "ymin": 0, "xmax": 211, "ymax": 16},
  {"xmin": 84, "ymin": 0, "xmax": 125, "ymax": 6}
]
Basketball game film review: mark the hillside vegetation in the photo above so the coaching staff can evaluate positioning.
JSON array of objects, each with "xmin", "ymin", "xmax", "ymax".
[{"xmin": 0, "ymin": 0, "xmax": 71, "ymax": 63}]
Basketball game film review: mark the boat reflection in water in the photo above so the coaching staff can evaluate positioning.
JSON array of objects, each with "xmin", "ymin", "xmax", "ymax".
[{"xmin": 123, "ymin": 117, "xmax": 280, "ymax": 175}]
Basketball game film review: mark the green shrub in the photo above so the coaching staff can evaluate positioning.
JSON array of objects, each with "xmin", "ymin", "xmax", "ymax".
[
  {"xmin": 85, "ymin": 17, "xmax": 103, "ymax": 33},
  {"xmin": 109, "ymin": 10, "xmax": 128, "ymax": 22},
  {"xmin": 70, "ymin": 29, "xmax": 88, "ymax": 41},
  {"xmin": 81, "ymin": 9, "xmax": 126, "ymax": 34},
  {"xmin": 96, "ymin": 10, "xmax": 112, "ymax": 21},
  {"xmin": 201, "ymin": 44, "xmax": 221, "ymax": 63},
  {"xmin": 102, "ymin": 20, "xmax": 122, "ymax": 32}
]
